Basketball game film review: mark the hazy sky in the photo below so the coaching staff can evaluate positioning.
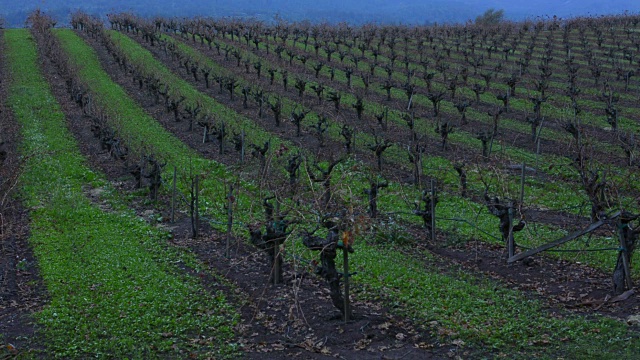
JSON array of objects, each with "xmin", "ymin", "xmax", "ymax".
[{"xmin": 2, "ymin": 0, "xmax": 639, "ymax": 27}]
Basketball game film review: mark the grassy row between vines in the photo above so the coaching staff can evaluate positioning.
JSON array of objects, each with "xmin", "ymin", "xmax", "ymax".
[
  {"xmin": 80, "ymin": 27, "xmax": 640, "ymax": 355},
  {"xmin": 4, "ymin": 28, "xmax": 239, "ymax": 358}
]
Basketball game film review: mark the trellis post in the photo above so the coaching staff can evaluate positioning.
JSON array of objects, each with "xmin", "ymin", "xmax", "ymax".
[
  {"xmin": 519, "ymin": 162, "xmax": 526, "ymax": 206},
  {"xmin": 617, "ymin": 219, "xmax": 634, "ymax": 290},
  {"xmin": 507, "ymin": 206, "xmax": 515, "ymax": 258},
  {"xmin": 343, "ymin": 242, "xmax": 350, "ymax": 323},
  {"xmin": 195, "ymin": 174, "xmax": 200, "ymax": 235},
  {"xmin": 226, "ymin": 184, "xmax": 234, "ymax": 258},
  {"xmin": 240, "ymin": 129, "xmax": 245, "ymax": 164},
  {"xmin": 430, "ymin": 179, "xmax": 436, "ymax": 241},
  {"xmin": 171, "ymin": 166, "xmax": 177, "ymax": 223}
]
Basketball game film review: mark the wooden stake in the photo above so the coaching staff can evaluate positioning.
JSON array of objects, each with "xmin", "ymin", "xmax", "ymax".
[
  {"xmin": 352, "ymin": 129, "xmax": 357, "ymax": 158},
  {"xmin": 507, "ymin": 206, "xmax": 515, "ymax": 258},
  {"xmin": 617, "ymin": 220, "xmax": 634, "ymax": 290},
  {"xmin": 195, "ymin": 175, "xmax": 200, "ymax": 236},
  {"xmin": 417, "ymin": 146, "xmax": 423, "ymax": 188},
  {"xmin": 534, "ymin": 117, "xmax": 545, "ymax": 146},
  {"xmin": 226, "ymin": 184, "xmax": 233, "ymax": 258},
  {"xmin": 274, "ymin": 199, "xmax": 282, "ymax": 284},
  {"xmin": 508, "ymin": 211, "xmax": 621, "ymax": 263},
  {"xmin": 488, "ymin": 135, "xmax": 495, "ymax": 158},
  {"xmin": 240, "ymin": 129, "xmax": 245, "ymax": 164},
  {"xmin": 273, "ymin": 242, "xmax": 280, "ymax": 285},
  {"xmin": 343, "ymin": 246, "xmax": 350, "ymax": 323},
  {"xmin": 519, "ymin": 162, "xmax": 526, "ymax": 206},
  {"xmin": 171, "ymin": 166, "xmax": 176, "ymax": 223},
  {"xmin": 430, "ymin": 179, "xmax": 436, "ymax": 241}
]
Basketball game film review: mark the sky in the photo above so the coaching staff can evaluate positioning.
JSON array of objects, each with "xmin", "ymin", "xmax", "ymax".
[{"xmin": 2, "ymin": 0, "xmax": 639, "ymax": 28}]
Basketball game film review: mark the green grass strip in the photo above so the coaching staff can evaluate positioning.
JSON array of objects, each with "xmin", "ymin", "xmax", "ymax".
[
  {"xmin": 5, "ymin": 29, "xmax": 238, "ymax": 358},
  {"xmin": 352, "ymin": 245, "xmax": 640, "ymax": 358}
]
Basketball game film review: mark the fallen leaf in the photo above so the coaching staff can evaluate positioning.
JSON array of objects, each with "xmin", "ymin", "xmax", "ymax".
[
  {"xmin": 354, "ymin": 338, "xmax": 371, "ymax": 350},
  {"xmin": 452, "ymin": 339, "xmax": 465, "ymax": 347}
]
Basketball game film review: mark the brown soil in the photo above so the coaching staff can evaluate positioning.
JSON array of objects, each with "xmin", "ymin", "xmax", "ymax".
[{"xmin": 426, "ymin": 240, "xmax": 640, "ymax": 319}]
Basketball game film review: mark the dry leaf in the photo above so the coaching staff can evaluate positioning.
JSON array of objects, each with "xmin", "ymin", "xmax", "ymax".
[
  {"xmin": 452, "ymin": 339, "xmax": 465, "ymax": 347},
  {"xmin": 354, "ymin": 338, "xmax": 371, "ymax": 350}
]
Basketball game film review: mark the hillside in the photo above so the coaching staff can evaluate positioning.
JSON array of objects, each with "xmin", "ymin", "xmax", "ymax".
[{"xmin": 2, "ymin": 10, "xmax": 640, "ymax": 359}]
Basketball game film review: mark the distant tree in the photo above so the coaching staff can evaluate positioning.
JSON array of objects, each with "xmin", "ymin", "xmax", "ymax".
[{"xmin": 475, "ymin": 9, "xmax": 505, "ymax": 26}]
